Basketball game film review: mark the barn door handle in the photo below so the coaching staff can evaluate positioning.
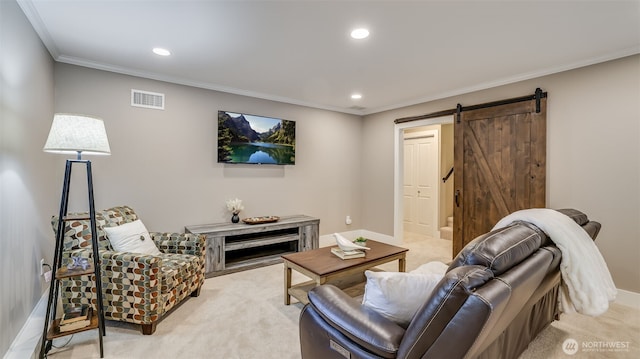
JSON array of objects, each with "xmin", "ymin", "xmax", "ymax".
[{"xmin": 455, "ymin": 190, "xmax": 460, "ymax": 207}]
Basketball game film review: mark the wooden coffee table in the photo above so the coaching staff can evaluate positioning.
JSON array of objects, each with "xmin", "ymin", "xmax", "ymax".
[{"xmin": 282, "ymin": 240, "xmax": 408, "ymax": 305}]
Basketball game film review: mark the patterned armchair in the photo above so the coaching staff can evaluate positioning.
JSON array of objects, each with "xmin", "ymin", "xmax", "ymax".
[{"xmin": 54, "ymin": 206, "xmax": 205, "ymax": 335}]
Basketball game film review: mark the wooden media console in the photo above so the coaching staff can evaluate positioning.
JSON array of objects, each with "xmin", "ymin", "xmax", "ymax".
[{"xmin": 185, "ymin": 215, "xmax": 319, "ymax": 277}]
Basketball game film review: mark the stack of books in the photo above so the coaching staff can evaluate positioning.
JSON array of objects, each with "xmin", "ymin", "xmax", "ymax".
[
  {"xmin": 331, "ymin": 247, "xmax": 365, "ymax": 260},
  {"xmin": 59, "ymin": 305, "xmax": 92, "ymax": 332}
]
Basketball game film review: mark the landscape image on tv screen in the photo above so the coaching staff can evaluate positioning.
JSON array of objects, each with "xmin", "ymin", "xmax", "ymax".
[{"xmin": 218, "ymin": 111, "xmax": 295, "ymax": 165}]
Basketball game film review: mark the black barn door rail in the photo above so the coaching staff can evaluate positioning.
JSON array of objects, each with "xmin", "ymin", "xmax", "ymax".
[{"xmin": 394, "ymin": 88, "xmax": 547, "ymax": 124}]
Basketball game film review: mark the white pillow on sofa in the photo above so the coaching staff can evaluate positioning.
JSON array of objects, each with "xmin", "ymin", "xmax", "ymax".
[
  {"xmin": 362, "ymin": 269, "xmax": 444, "ymax": 328},
  {"xmin": 103, "ymin": 219, "xmax": 162, "ymax": 255}
]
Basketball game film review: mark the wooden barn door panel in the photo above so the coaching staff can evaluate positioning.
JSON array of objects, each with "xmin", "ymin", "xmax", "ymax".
[{"xmin": 453, "ymin": 98, "xmax": 546, "ymax": 256}]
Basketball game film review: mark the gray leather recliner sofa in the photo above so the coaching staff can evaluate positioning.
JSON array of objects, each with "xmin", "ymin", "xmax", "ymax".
[{"xmin": 299, "ymin": 209, "xmax": 601, "ymax": 359}]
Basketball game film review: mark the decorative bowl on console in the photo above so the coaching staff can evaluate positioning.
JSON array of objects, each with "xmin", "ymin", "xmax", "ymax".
[{"xmin": 242, "ymin": 216, "xmax": 280, "ymax": 225}]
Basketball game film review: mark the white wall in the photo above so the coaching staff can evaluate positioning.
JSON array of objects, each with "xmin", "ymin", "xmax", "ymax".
[
  {"xmin": 0, "ymin": 0, "xmax": 57, "ymax": 354},
  {"xmin": 362, "ymin": 55, "xmax": 640, "ymax": 293},
  {"xmin": 53, "ymin": 64, "xmax": 363, "ymax": 234}
]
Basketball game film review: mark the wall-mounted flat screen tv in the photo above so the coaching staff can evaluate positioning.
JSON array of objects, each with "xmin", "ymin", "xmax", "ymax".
[{"xmin": 218, "ymin": 110, "xmax": 295, "ymax": 165}]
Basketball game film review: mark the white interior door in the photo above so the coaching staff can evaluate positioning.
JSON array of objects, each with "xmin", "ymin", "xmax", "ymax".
[{"xmin": 403, "ymin": 130, "xmax": 439, "ymax": 237}]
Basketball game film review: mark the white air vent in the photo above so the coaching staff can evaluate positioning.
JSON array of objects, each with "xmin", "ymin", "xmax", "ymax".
[{"xmin": 131, "ymin": 89, "xmax": 165, "ymax": 110}]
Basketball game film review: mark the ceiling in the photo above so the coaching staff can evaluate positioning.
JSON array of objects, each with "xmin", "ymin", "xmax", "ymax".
[{"xmin": 18, "ymin": 0, "xmax": 640, "ymax": 115}]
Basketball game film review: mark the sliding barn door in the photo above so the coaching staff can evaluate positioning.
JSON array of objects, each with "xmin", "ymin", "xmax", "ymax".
[{"xmin": 453, "ymin": 97, "xmax": 546, "ymax": 256}]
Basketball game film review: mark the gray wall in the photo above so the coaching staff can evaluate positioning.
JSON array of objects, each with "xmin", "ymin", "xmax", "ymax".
[
  {"xmin": 362, "ymin": 55, "xmax": 640, "ymax": 293},
  {"xmin": 2, "ymin": 0, "xmax": 638, "ymax": 353},
  {"xmin": 0, "ymin": 0, "xmax": 57, "ymax": 354},
  {"xmin": 53, "ymin": 64, "xmax": 363, "ymax": 234}
]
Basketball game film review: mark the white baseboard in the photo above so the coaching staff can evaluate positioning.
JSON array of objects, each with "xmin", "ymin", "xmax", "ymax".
[
  {"xmin": 3, "ymin": 291, "xmax": 47, "ymax": 359},
  {"xmin": 9, "ymin": 230, "xmax": 393, "ymax": 358},
  {"xmin": 615, "ymin": 288, "xmax": 640, "ymax": 309},
  {"xmin": 322, "ymin": 230, "xmax": 640, "ymax": 311},
  {"xmin": 7, "ymin": 238, "xmax": 638, "ymax": 359},
  {"xmin": 319, "ymin": 229, "xmax": 398, "ymax": 247}
]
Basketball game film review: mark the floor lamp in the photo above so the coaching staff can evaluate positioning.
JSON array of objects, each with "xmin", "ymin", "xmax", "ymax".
[{"xmin": 40, "ymin": 113, "xmax": 111, "ymax": 358}]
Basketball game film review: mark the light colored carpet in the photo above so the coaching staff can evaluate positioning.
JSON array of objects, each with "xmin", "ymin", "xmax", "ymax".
[
  {"xmin": 45, "ymin": 235, "xmax": 639, "ymax": 358},
  {"xmin": 519, "ymin": 302, "xmax": 640, "ymax": 359}
]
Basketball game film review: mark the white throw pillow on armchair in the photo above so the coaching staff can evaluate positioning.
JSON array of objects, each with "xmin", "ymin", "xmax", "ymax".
[
  {"xmin": 362, "ymin": 263, "xmax": 447, "ymax": 327},
  {"xmin": 104, "ymin": 219, "xmax": 162, "ymax": 255}
]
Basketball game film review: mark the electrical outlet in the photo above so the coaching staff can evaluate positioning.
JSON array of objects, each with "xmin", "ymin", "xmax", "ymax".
[
  {"xmin": 40, "ymin": 258, "xmax": 45, "ymax": 276},
  {"xmin": 345, "ymin": 215, "xmax": 352, "ymax": 225}
]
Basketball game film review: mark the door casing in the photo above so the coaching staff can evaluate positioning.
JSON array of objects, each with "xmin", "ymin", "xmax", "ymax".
[{"xmin": 394, "ymin": 116, "xmax": 453, "ymax": 242}]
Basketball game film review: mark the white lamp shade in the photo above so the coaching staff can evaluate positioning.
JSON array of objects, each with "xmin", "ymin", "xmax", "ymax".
[{"xmin": 43, "ymin": 113, "xmax": 111, "ymax": 156}]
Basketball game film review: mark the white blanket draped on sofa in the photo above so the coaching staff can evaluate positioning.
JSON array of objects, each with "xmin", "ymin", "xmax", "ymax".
[{"xmin": 493, "ymin": 208, "xmax": 616, "ymax": 316}]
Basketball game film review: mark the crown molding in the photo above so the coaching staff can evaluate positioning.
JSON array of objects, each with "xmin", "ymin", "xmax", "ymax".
[
  {"xmin": 363, "ymin": 46, "xmax": 640, "ymax": 116},
  {"xmin": 56, "ymin": 54, "xmax": 365, "ymax": 116},
  {"xmin": 17, "ymin": 0, "xmax": 60, "ymax": 59},
  {"xmin": 17, "ymin": 0, "xmax": 639, "ymax": 117}
]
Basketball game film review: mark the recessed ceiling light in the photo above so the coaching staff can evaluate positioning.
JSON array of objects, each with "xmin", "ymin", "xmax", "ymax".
[
  {"xmin": 152, "ymin": 47, "xmax": 171, "ymax": 56},
  {"xmin": 351, "ymin": 94, "xmax": 363, "ymax": 100},
  {"xmin": 350, "ymin": 28, "xmax": 369, "ymax": 40}
]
